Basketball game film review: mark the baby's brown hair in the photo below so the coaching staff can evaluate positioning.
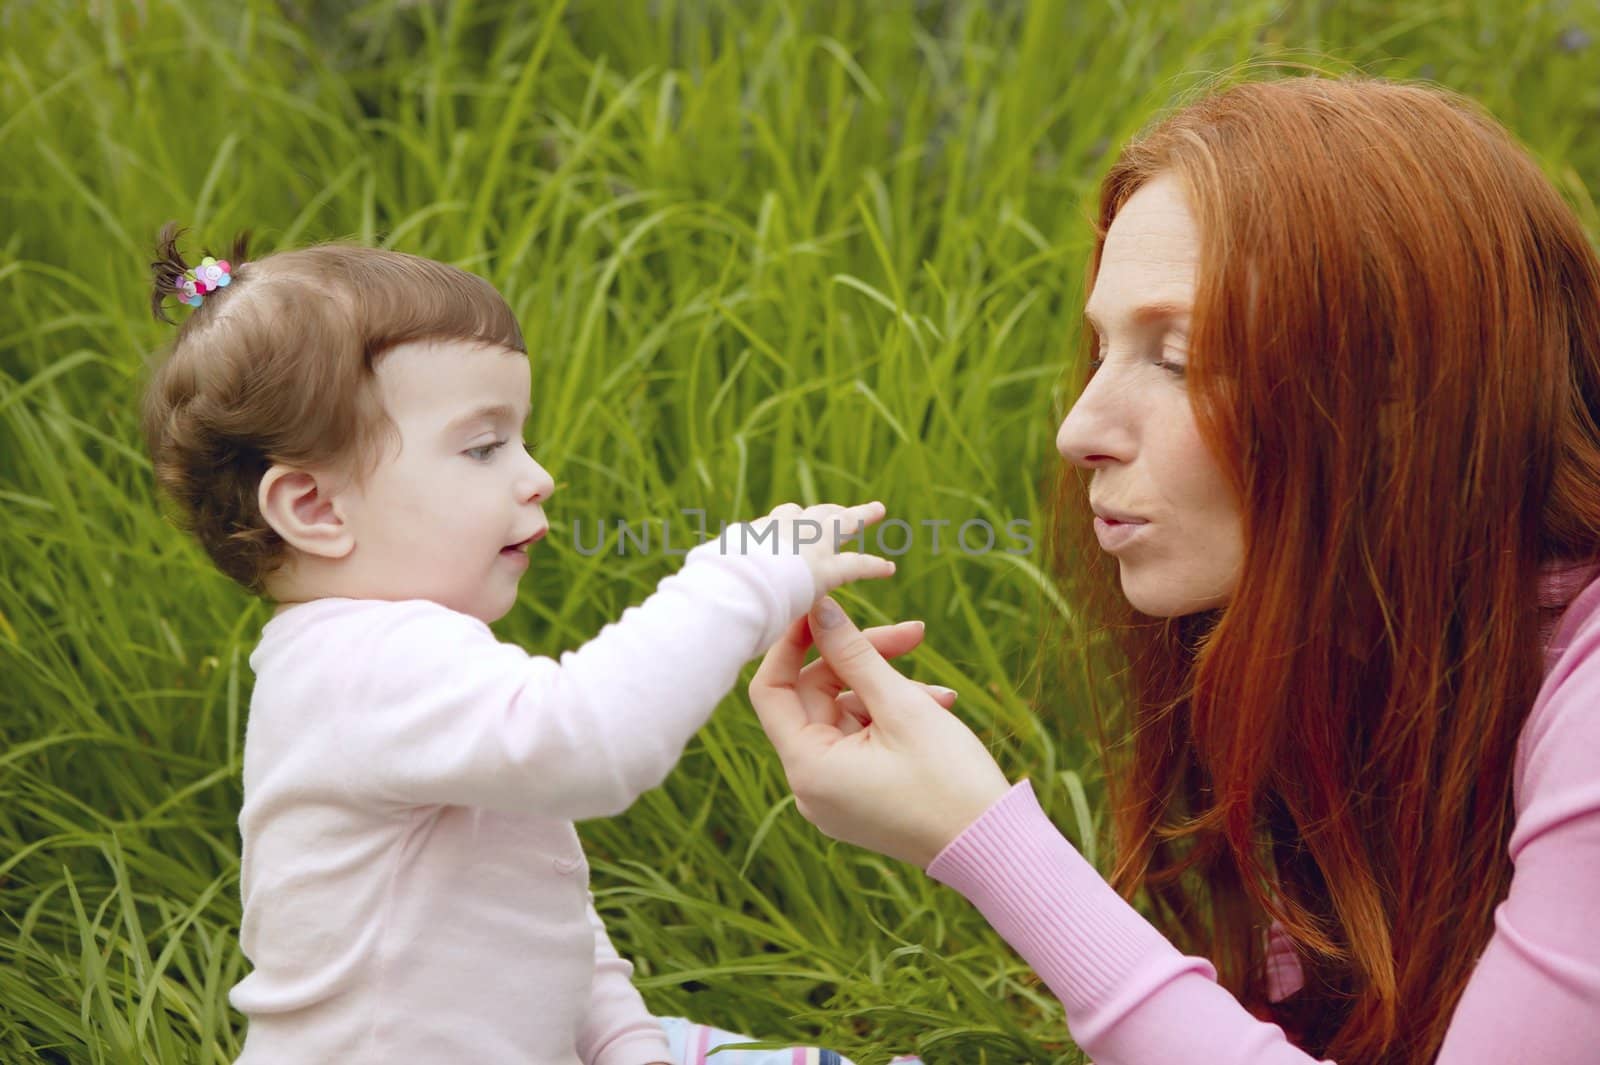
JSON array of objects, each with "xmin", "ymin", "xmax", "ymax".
[{"xmin": 141, "ymin": 224, "xmax": 525, "ymax": 594}]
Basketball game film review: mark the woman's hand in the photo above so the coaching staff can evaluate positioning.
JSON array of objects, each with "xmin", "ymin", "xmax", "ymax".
[{"xmin": 748, "ymin": 597, "xmax": 1012, "ymax": 869}]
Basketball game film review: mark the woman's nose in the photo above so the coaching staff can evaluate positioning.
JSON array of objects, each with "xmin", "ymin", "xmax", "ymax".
[{"xmin": 1056, "ymin": 373, "xmax": 1132, "ymax": 468}]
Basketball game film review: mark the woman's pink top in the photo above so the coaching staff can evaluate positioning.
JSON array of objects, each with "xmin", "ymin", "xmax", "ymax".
[{"xmin": 928, "ymin": 562, "xmax": 1600, "ymax": 1063}]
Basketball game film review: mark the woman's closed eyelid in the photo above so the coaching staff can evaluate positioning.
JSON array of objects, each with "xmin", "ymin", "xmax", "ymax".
[{"xmin": 1088, "ymin": 343, "xmax": 1190, "ymax": 372}]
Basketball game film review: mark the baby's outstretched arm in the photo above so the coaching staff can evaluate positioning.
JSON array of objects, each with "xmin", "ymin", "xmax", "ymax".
[{"xmin": 312, "ymin": 502, "xmax": 892, "ymax": 821}]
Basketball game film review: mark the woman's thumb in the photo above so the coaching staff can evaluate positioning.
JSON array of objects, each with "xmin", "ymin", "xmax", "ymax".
[{"xmin": 810, "ymin": 598, "xmax": 912, "ymax": 704}]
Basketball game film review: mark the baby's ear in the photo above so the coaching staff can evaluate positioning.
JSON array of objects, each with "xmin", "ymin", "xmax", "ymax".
[{"xmin": 258, "ymin": 465, "xmax": 355, "ymax": 560}]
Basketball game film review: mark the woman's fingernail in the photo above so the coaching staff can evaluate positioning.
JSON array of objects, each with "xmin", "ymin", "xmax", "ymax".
[
  {"xmin": 930, "ymin": 686, "xmax": 957, "ymax": 698},
  {"xmin": 814, "ymin": 598, "xmax": 846, "ymax": 629}
]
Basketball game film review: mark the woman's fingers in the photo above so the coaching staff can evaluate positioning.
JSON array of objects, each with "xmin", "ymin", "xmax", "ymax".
[
  {"xmin": 801, "ymin": 619, "xmax": 923, "ymax": 689},
  {"xmin": 752, "ymin": 610, "xmax": 934, "ymax": 751},
  {"xmin": 748, "ymin": 616, "xmax": 816, "ymax": 756},
  {"xmin": 793, "ymin": 619, "xmax": 927, "ymax": 728},
  {"xmin": 836, "ymin": 693, "xmax": 870, "ymax": 735},
  {"xmin": 863, "ymin": 618, "xmax": 926, "ymax": 657},
  {"xmin": 798, "ymin": 619, "xmax": 926, "ymax": 700},
  {"xmin": 836, "ymin": 683, "xmax": 957, "ymax": 734},
  {"xmin": 808, "ymin": 598, "xmax": 919, "ymax": 705},
  {"xmin": 751, "ymin": 615, "xmax": 930, "ymax": 746},
  {"xmin": 836, "ymin": 683, "xmax": 958, "ymax": 719}
]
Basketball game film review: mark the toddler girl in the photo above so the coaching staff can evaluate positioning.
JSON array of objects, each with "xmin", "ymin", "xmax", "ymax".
[{"xmin": 142, "ymin": 226, "xmax": 920, "ymax": 1064}]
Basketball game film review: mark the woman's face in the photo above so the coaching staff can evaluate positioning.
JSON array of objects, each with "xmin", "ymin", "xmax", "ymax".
[{"xmin": 1056, "ymin": 172, "xmax": 1244, "ymax": 617}]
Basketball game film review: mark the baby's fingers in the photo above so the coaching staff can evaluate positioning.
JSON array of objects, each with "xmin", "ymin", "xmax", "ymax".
[
  {"xmin": 831, "ymin": 501, "xmax": 886, "ymax": 540},
  {"xmin": 816, "ymin": 552, "xmax": 896, "ymax": 593}
]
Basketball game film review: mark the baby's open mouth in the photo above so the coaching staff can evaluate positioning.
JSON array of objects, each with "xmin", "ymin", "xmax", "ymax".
[{"xmin": 502, "ymin": 528, "xmax": 547, "ymax": 554}]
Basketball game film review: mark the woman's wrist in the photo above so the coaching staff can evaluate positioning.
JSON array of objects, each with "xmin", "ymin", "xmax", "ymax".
[
  {"xmin": 927, "ymin": 778, "xmax": 1035, "ymax": 873},
  {"xmin": 923, "ymin": 775, "xmax": 1020, "ymax": 869}
]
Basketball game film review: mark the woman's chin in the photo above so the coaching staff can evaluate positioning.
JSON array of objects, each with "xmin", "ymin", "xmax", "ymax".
[{"xmin": 1120, "ymin": 571, "xmax": 1232, "ymax": 618}]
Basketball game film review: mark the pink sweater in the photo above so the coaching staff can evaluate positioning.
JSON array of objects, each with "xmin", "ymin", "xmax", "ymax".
[
  {"xmin": 928, "ymin": 562, "xmax": 1600, "ymax": 1064},
  {"xmin": 230, "ymin": 534, "xmax": 815, "ymax": 1064}
]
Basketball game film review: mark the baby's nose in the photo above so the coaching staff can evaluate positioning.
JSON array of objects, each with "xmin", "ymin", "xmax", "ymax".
[{"xmin": 521, "ymin": 460, "xmax": 556, "ymax": 503}]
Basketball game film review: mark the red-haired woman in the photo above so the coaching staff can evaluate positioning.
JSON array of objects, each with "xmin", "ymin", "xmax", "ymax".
[{"xmin": 750, "ymin": 75, "xmax": 1600, "ymax": 1064}]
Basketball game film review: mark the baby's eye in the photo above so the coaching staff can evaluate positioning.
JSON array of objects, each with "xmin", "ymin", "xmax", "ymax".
[{"xmin": 465, "ymin": 441, "xmax": 506, "ymax": 461}]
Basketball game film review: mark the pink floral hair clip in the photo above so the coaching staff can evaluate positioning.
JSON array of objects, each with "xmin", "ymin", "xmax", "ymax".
[
  {"xmin": 149, "ymin": 224, "xmax": 251, "ymax": 324},
  {"xmin": 175, "ymin": 256, "xmax": 232, "ymax": 308}
]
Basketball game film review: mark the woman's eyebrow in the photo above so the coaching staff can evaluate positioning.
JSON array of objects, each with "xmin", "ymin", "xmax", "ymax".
[{"xmin": 1082, "ymin": 300, "xmax": 1193, "ymax": 333}]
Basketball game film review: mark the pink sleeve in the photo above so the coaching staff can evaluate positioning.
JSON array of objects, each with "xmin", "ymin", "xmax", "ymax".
[
  {"xmin": 928, "ymin": 781, "xmax": 1334, "ymax": 1065},
  {"xmin": 1432, "ymin": 603, "xmax": 1600, "ymax": 1060},
  {"xmin": 332, "ymin": 532, "xmax": 815, "ymax": 820},
  {"xmin": 576, "ymin": 897, "xmax": 672, "ymax": 1065},
  {"xmin": 927, "ymin": 612, "xmax": 1600, "ymax": 1065}
]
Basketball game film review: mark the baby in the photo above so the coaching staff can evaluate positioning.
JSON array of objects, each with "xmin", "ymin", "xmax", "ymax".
[{"xmin": 141, "ymin": 226, "xmax": 904, "ymax": 1064}]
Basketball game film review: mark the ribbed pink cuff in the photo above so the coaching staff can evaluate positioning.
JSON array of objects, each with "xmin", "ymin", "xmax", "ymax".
[{"xmin": 926, "ymin": 779, "xmax": 1209, "ymax": 1042}]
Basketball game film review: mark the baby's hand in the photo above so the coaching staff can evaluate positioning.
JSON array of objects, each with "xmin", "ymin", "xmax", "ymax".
[{"xmin": 746, "ymin": 500, "xmax": 896, "ymax": 597}]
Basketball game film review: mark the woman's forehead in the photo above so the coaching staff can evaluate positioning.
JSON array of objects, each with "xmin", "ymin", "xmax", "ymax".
[{"xmin": 1088, "ymin": 177, "xmax": 1200, "ymax": 322}]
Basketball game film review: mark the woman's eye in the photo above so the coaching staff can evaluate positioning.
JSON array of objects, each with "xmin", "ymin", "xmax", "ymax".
[
  {"xmin": 1085, "ymin": 353, "xmax": 1186, "ymax": 378},
  {"xmin": 1159, "ymin": 339, "xmax": 1190, "ymax": 375},
  {"xmin": 466, "ymin": 441, "xmax": 506, "ymax": 461}
]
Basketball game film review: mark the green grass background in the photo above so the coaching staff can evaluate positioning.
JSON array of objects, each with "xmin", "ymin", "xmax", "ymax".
[{"xmin": 3, "ymin": 1, "xmax": 1599, "ymax": 1061}]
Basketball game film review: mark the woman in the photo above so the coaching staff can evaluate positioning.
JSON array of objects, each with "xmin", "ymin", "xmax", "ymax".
[{"xmin": 749, "ymin": 75, "xmax": 1600, "ymax": 1064}]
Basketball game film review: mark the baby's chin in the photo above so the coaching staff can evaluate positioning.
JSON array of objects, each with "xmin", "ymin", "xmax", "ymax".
[
  {"xmin": 444, "ymin": 595, "xmax": 516, "ymax": 626},
  {"xmin": 471, "ymin": 585, "xmax": 524, "ymax": 626},
  {"xmin": 370, "ymin": 583, "xmax": 520, "ymax": 625}
]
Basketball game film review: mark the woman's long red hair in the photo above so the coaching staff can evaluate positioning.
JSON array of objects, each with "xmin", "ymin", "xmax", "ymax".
[{"xmin": 1047, "ymin": 75, "xmax": 1600, "ymax": 1063}]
